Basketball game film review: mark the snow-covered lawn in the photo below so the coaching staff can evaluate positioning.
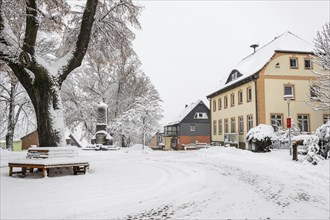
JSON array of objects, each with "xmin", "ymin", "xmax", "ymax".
[{"xmin": 1, "ymin": 146, "xmax": 329, "ymax": 219}]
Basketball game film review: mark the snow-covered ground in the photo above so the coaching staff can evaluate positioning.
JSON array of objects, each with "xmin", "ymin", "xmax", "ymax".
[{"xmin": 1, "ymin": 146, "xmax": 329, "ymax": 219}]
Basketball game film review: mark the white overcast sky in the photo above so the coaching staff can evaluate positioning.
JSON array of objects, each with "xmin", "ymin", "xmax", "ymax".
[{"xmin": 132, "ymin": 0, "xmax": 329, "ymax": 125}]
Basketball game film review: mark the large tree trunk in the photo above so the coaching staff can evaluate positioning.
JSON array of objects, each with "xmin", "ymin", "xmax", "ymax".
[
  {"xmin": 31, "ymin": 73, "xmax": 65, "ymax": 147},
  {"xmin": 10, "ymin": 66, "xmax": 66, "ymax": 147}
]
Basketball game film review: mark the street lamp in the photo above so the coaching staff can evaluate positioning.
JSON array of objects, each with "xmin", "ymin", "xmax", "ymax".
[{"xmin": 284, "ymin": 94, "xmax": 296, "ymax": 160}]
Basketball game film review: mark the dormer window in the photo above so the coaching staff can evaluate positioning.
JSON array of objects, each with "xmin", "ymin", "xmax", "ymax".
[
  {"xmin": 194, "ymin": 112, "xmax": 208, "ymax": 119},
  {"xmin": 231, "ymin": 71, "xmax": 238, "ymax": 81},
  {"xmin": 226, "ymin": 70, "xmax": 242, "ymax": 84}
]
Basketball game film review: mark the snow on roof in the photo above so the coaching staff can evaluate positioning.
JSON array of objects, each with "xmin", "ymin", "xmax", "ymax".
[
  {"xmin": 166, "ymin": 100, "xmax": 202, "ymax": 126},
  {"xmin": 98, "ymin": 101, "xmax": 108, "ymax": 108},
  {"xmin": 208, "ymin": 31, "xmax": 313, "ymax": 96},
  {"xmin": 91, "ymin": 130, "xmax": 113, "ymax": 140}
]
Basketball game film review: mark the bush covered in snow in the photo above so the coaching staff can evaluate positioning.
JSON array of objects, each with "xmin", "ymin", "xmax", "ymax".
[
  {"xmin": 246, "ymin": 124, "xmax": 275, "ymax": 152},
  {"xmin": 272, "ymin": 123, "xmax": 302, "ymax": 147},
  {"xmin": 315, "ymin": 120, "xmax": 330, "ymax": 159},
  {"xmin": 293, "ymin": 135, "xmax": 319, "ymax": 154},
  {"xmin": 292, "ymin": 135, "xmax": 324, "ymax": 165}
]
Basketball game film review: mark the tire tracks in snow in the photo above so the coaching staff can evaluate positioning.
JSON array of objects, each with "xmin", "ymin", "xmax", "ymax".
[{"xmin": 115, "ymin": 153, "xmax": 328, "ymax": 219}]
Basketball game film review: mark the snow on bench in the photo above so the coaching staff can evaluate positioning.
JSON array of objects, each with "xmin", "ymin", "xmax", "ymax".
[
  {"xmin": 26, "ymin": 146, "xmax": 79, "ymax": 159},
  {"xmin": 9, "ymin": 147, "xmax": 89, "ymax": 178}
]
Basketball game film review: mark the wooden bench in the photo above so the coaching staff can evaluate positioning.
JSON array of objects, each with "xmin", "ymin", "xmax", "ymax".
[
  {"xmin": 8, "ymin": 161, "xmax": 89, "ymax": 178},
  {"xmin": 9, "ymin": 147, "xmax": 89, "ymax": 178}
]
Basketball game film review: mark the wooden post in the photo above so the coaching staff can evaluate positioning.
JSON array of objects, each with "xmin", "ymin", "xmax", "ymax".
[
  {"xmin": 22, "ymin": 167, "xmax": 27, "ymax": 176},
  {"xmin": 292, "ymin": 140, "xmax": 300, "ymax": 161},
  {"xmin": 9, "ymin": 166, "xmax": 13, "ymax": 176},
  {"xmin": 42, "ymin": 168, "xmax": 47, "ymax": 178}
]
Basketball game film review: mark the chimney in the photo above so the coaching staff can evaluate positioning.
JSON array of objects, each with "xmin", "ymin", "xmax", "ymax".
[{"xmin": 250, "ymin": 44, "xmax": 259, "ymax": 53}]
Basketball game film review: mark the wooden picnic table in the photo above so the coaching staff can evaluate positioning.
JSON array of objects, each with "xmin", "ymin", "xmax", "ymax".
[{"xmin": 8, "ymin": 147, "xmax": 89, "ymax": 178}]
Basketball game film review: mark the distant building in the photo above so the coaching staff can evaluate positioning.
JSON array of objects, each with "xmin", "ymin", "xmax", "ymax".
[
  {"xmin": 164, "ymin": 100, "xmax": 210, "ymax": 150},
  {"xmin": 207, "ymin": 31, "xmax": 329, "ymax": 149},
  {"xmin": 21, "ymin": 131, "xmax": 39, "ymax": 150},
  {"xmin": 148, "ymin": 131, "xmax": 164, "ymax": 150}
]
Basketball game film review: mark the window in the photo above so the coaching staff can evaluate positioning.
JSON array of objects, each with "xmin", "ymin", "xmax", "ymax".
[
  {"xmin": 275, "ymin": 62, "xmax": 280, "ymax": 68},
  {"xmin": 298, "ymin": 114, "xmax": 309, "ymax": 133},
  {"xmin": 247, "ymin": 87, "xmax": 252, "ymax": 102},
  {"xmin": 157, "ymin": 134, "xmax": 162, "ymax": 143},
  {"xmin": 190, "ymin": 124, "xmax": 195, "ymax": 132},
  {"xmin": 238, "ymin": 90, "xmax": 243, "ymax": 104},
  {"xmin": 247, "ymin": 115, "xmax": 253, "ymax": 131},
  {"xmin": 231, "ymin": 117, "xmax": 236, "ymax": 133},
  {"xmin": 324, "ymin": 115, "xmax": 330, "ymax": 124},
  {"xmin": 218, "ymin": 119, "xmax": 222, "ymax": 135},
  {"xmin": 271, "ymin": 114, "xmax": 283, "ymax": 131},
  {"xmin": 304, "ymin": 59, "xmax": 312, "ymax": 69},
  {"xmin": 238, "ymin": 116, "xmax": 244, "ymax": 134},
  {"xmin": 213, "ymin": 100, "xmax": 216, "ymax": 112},
  {"xmin": 213, "ymin": 120, "xmax": 217, "ymax": 135},
  {"xmin": 230, "ymin": 93, "xmax": 235, "ymax": 107},
  {"xmin": 232, "ymin": 71, "xmax": 238, "ymax": 81},
  {"xmin": 194, "ymin": 112, "xmax": 208, "ymax": 119},
  {"xmin": 284, "ymin": 84, "xmax": 294, "ymax": 98},
  {"xmin": 165, "ymin": 126, "xmax": 177, "ymax": 136},
  {"xmin": 310, "ymin": 85, "xmax": 319, "ymax": 99},
  {"xmin": 224, "ymin": 118, "xmax": 229, "ymax": 133},
  {"xmin": 218, "ymin": 98, "xmax": 222, "ymax": 110},
  {"xmin": 224, "ymin": 96, "xmax": 228, "ymax": 108},
  {"xmin": 290, "ymin": 57, "xmax": 298, "ymax": 69}
]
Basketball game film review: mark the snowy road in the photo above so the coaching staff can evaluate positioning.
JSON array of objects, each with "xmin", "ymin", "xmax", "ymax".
[{"xmin": 1, "ymin": 146, "xmax": 329, "ymax": 219}]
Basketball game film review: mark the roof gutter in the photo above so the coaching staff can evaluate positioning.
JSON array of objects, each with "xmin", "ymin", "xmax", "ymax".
[{"xmin": 207, "ymin": 73, "xmax": 259, "ymax": 99}]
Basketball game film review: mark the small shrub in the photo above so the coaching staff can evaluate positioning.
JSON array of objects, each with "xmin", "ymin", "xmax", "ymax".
[
  {"xmin": 315, "ymin": 121, "xmax": 330, "ymax": 159},
  {"xmin": 246, "ymin": 124, "xmax": 275, "ymax": 152}
]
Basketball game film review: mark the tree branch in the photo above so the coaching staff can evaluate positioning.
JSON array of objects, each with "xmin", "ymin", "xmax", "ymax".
[
  {"xmin": 22, "ymin": 0, "xmax": 38, "ymax": 55},
  {"xmin": 59, "ymin": 0, "xmax": 98, "ymax": 86}
]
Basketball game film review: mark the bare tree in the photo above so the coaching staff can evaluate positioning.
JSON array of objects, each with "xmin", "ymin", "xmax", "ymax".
[
  {"xmin": 0, "ymin": 0, "xmax": 141, "ymax": 147},
  {"xmin": 309, "ymin": 22, "xmax": 330, "ymax": 111},
  {"xmin": 0, "ymin": 67, "xmax": 35, "ymax": 150},
  {"xmin": 62, "ymin": 42, "xmax": 163, "ymax": 147}
]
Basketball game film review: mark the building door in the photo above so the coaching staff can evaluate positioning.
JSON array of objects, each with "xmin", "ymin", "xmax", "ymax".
[{"xmin": 171, "ymin": 138, "xmax": 177, "ymax": 149}]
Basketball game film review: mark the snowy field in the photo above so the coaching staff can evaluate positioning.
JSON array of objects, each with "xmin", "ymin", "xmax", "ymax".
[{"xmin": 1, "ymin": 146, "xmax": 329, "ymax": 220}]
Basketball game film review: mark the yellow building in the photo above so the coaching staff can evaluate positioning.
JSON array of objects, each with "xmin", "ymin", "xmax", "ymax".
[{"xmin": 207, "ymin": 32, "xmax": 330, "ymax": 149}]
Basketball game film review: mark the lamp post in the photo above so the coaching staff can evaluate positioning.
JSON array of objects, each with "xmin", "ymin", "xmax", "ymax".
[{"xmin": 284, "ymin": 95, "xmax": 296, "ymax": 160}]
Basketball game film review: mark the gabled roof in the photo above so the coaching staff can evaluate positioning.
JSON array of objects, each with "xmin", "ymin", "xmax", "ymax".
[
  {"xmin": 20, "ymin": 130, "xmax": 38, "ymax": 140},
  {"xmin": 166, "ymin": 100, "xmax": 204, "ymax": 126},
  {"xmin": 207, "ymin": 31, "xmax": 313, "ymax": 98}
]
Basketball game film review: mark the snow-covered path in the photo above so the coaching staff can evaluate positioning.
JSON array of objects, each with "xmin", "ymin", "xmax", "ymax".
[{"xmin": 1, "ymin": 146, "xmax": 329, "ymax": 219}]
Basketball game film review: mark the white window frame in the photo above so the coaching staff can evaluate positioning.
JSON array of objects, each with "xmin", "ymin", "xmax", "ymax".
[
  {"xmin": 290, "ymin": 57, "xmax": 298, "ymax": 69},
  {"xmin": 238, "ymin": 116, "xmax": 244, "ymax": 134},
  {"xmin": 298, "ymin": 114, "xmax": 309, "ymax": 133},
  {"xmin": 304, "ymin": 58, "xmax": 312, "ymax": 69},
  {"xmin": 190, "ymin": 124, "xmax": 196, "ymax": 132},
  {"xmin": 218, "ymin": 119, "xmax": 222, "ymax": 135},
  {"xmin": 231, "ymin": 117, "xmax": 236, "ymax": 133},
  {"xmin": 247, "ymin": 115, "xmax": 253, "ymax": 131},
  {"xmin": 284, "ymin": 84, "xmax": 294, "ymax": 98},
  {"xmin": 213, "ymin": 120, "xmax": 217, "ymax": 135}
]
